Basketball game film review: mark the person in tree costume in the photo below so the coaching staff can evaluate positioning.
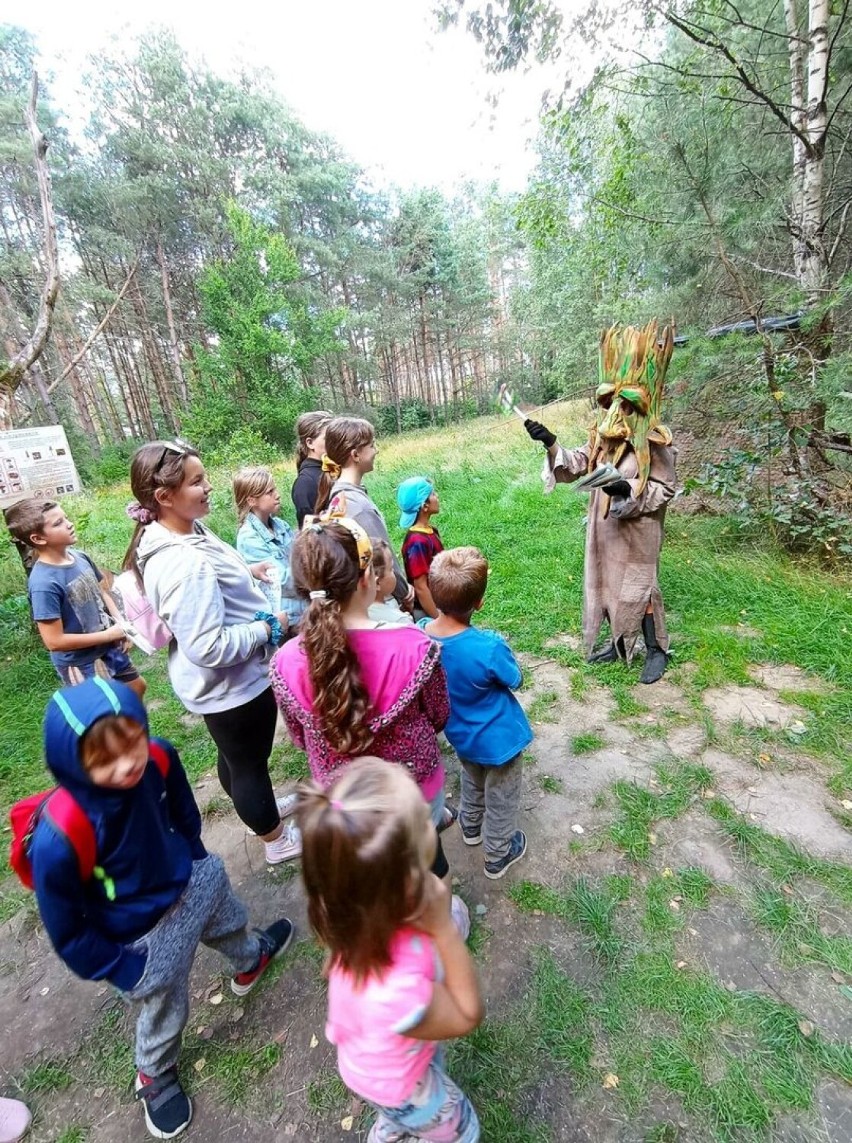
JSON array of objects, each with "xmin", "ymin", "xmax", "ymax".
[{"xmin": 525, "ymin": 320, "xmax": 677, "ymax": 684}]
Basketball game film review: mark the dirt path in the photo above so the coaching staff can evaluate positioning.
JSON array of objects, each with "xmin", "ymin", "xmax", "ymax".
[{"xmin": 1, "ymin": 652, "xmax": 850, "ymax": 1142}]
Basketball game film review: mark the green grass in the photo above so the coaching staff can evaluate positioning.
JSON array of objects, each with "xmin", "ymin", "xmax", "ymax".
[
  {"xmin": 706, "ymin": 798, "xmax": 852, "ymax": 903},
  {"xmin": 2, "ymin": 402, "xmax": 849, "ymax": 820},
  {"xmin": 751, "ymin": 887, "xmax": 852, "ymax": 975},
  {"xmin": 306, "ymin": 1068, "xmax": 351, "ymax": 1116},
  {"xmin": 526, "ymin": 691, "xmax": 560, "ymax": 723},
  {"xmin": 537, "ymin": 773, "xmax": 563, "ymax": 794},
  {"xmin": 20, "ymin": 1058, "xmax": 75, "ymax": 1094},
  {"xmin": 571, "ymin": 732, "xmax": 605, "ymax": 755},
  {"xmin": 609, "ymin": 762, "xmax": 714, "ymax": 860},
  {"xmin": 56, "ymin": 1130, "xmax": 88, "ymax": 1143}
]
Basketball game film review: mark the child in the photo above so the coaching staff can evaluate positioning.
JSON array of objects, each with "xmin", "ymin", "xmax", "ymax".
[
  {"xmin": 4, "ymin": 499, "xmax": 146, "ymax": 698},
  {"xmin": 424, "ymin": 547, "xmax": 532, "ymax": 879},
  {"xmin": 29, "ymin": 678, "xmax": 294, "ymax": 1139},
  {"xmin": 367, "ymin": 539, "xmax": 413, "ymax": 627},
  {"xmin": 398, "ymin": 476, "xmax": 443, "ymax": 619},
  {"xmin": 298, "ymin": 757, "xmax": 482, "ymax": 1143},
  {"xmin": 123, "ymin": 440, "xmax": 299, "ymax": 864},
  {"xmin": 291, "ymin": 409, "xmax": 334, "ymax": 527},
  {"xmin": 234, "ymin": 466, "xmax": 305, "ymax": 629},
  {"xmin": 315, "ymin": 416, "xmax": 414, "ymax": 611},
  {"xmin": 270, "ymin": 517, "xmax": 456, "ymax": 878}
]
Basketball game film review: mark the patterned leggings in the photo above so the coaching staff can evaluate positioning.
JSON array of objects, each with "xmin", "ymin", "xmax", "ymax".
[{"xmin": 367, "ymin": 1053, "xmax": 479, "ymax": 1142}]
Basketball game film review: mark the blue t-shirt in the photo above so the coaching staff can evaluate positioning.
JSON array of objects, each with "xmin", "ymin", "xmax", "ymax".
[
  {"xmin": 28, "ymin": 550, "xmax": 113, "ymax": 668},
  {"xmin": 424, "ymin": 625, "xmax": 533, "ymax": 766}
]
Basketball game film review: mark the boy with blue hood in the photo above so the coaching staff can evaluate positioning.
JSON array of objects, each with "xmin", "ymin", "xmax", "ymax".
[{"xmin": 30, "ymin": 678, "xmax": 294, "ymax": 1139}]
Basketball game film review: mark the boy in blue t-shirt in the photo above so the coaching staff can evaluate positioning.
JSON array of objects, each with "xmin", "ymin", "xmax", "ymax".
[
  {"xmin": 4, "ymin": 498, "xmax": 145, "ymax": 696},
  {"xmin": 422, "ymin": 547, "xmax": 532, "ymax": 879}
]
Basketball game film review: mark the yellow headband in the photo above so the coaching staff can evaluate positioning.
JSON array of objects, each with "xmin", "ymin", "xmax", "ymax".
[
  {"xmin": 304, "ymin": 501, "xmax": 373, "ymax": 572},
  {"xmin": 321, "ymin": 454, "xmax": 341, "ymax": 478}
]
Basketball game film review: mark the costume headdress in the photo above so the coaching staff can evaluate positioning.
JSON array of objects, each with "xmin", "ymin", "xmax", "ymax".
[{"xmin": 588, "ymin": 320, "xmax": 674, "ymax": 495}]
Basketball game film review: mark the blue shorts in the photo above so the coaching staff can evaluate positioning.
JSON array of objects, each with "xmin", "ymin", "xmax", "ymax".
[{"xmin": 55, "ymin": 645, "xmax": 139, "ymax": 687}]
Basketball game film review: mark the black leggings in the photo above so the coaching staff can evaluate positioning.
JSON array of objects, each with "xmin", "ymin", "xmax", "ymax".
[
  {"xmin": 431, "ymin": 835, "xmax": 449, "ymax": 880},
  {"xmin": 203, "ymin": 687, "xmax": 279, "ymax": 836}
]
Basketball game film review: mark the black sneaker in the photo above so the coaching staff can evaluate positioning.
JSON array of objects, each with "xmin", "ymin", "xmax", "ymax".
[
  {"xmin": 461, "ymin": 820, "xmax": 483, "ymax": 846},
  {"xmin": 231, "ymin": 918, "xmax": 295, "ymax": 996},
  {"xmin": 135, "ymin": 1068, "xmax": 192, "ymax": 1139},
  {"xmin": 484, "ymin": 830, "xmax": 527, "ymax": 880}
]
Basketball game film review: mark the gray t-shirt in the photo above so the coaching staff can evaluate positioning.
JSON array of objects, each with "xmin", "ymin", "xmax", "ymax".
[{"xmin": 28, "ymin": 550, "xmax": 113, "ymax": 668}]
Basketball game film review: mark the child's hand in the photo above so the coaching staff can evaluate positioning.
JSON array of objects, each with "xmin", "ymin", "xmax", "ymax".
[
  {"xmin": 410, "ymin": 874, "xmax": 454, "ymax": 938},
  {"xmin": 103, "ymin": 622, "xmax": 126, "ymax": 644},
  {"xmin": 250, "ymin": 561, "xmax": 275, "ymax": 583}
]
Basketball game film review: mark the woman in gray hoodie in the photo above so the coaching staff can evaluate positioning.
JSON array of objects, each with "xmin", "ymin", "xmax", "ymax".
[{"xmin": 122, "ymin": 441, "xmax": 299, "ymax": 865}]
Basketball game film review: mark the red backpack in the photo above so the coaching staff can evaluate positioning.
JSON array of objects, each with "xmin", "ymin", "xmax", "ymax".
[{"xmin": 8, "ymin": 740, "xmax": 170, "ymax": 890}]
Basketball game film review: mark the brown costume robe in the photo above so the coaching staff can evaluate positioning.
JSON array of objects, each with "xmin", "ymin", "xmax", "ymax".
[{"xmin": 542, "ymin": 441, "xmax": 677, "ymax": 660}]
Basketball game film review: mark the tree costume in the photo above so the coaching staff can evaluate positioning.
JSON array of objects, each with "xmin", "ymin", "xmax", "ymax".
[{"xmin": 526, "ymin": 321, "xmax": 677, "ymax": 684}]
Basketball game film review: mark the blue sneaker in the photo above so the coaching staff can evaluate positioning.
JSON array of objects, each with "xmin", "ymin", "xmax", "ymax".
[{"xmin": 484, "ymin": 830, "xmax": 527, "ymax": 880}]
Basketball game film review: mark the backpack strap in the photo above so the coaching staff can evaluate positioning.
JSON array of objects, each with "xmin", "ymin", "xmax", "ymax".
[
  {"xmin": 149, "ymin": 738, "xmax": 171, "ymax": 779},
  {"xmin": 44, "ymin": 790, "xmax": 97, "ymax": 883}
]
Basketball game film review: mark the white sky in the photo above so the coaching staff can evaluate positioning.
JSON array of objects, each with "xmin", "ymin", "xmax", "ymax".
[{"xmin": 1, "ymin": 0, "xmax": 575, "ymax": 193}]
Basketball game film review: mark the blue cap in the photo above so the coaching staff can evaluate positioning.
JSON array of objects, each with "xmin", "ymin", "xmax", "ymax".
[{"xmin": 397, "ymin": 477, "xmax": 434, "ymax": 529}]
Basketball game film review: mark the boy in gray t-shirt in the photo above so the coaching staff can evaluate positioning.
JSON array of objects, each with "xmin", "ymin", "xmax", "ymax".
[{"xmin": 4, "ymin": 498, "xmax": 145, "ymax": 696}]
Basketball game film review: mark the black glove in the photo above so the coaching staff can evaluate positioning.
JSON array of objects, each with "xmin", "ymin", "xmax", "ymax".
[
  {"xmin": 524, "ymin": 419, "xmax": 557, "ymax": 449},
  {"xmin": 601, "ymin": 479, "xmax": 632, "ymax": 499}
]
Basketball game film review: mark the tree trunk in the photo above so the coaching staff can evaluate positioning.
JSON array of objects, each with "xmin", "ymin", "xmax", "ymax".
[{"xmin": 156, "ymin": 240, "xmax": 189, "ymax": 407}]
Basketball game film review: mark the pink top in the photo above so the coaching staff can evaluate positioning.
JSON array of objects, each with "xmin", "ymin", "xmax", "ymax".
[
  {"xmin": 326, "ymin": 927, "xmax": 441, "ymax": 1105},
  {"xmin": 271, "ymin": 626, "xmax": 449, "ymax": 795}
]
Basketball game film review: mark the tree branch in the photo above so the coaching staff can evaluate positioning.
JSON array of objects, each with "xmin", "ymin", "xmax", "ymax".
[
  {"xmin": 47, "ymin": 257, "xmax": 141, "ymax": 396},
  {"xmin": 0, "ymin": 73, "xmax": 60, "ymax": 394},
  {"xmin": 661, "ymin": 7, "xmax": 816, "ymax": 154}
]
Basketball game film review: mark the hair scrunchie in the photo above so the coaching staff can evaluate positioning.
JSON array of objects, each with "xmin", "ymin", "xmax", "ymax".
[
  {"xmin": 126, "ymin": 500, "xmax": 155, "ymax": 525},
  {"xmin": 321, "ymin": 454, "xmax": 341, "ymax": 478}
]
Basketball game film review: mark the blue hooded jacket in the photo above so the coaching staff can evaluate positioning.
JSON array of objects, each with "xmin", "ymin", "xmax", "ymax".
[{"xmin": 30, "ymin": 678, "xmax": 207, "ymax": 992}]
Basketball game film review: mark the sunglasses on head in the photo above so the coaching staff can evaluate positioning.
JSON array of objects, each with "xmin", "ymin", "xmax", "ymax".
[{"xmin": 153, "ymin": 440, "xmax": 192, "ymax": 474}]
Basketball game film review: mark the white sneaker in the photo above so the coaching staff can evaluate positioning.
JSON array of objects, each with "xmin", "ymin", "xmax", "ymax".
[
  {"xmin": 264, "ymin": 820, "xmax": 302, "ymax": 864},
  {"xmin": 275, "ymin": 793, "xmax": 299, "ymax": 819},
  {"xmin": 246, "ymin": 794, "xmax": 299, "ymax": 836}
]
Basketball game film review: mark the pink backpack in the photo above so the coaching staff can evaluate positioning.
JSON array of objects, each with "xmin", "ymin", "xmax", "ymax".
[{"xmin": 111, "ymin": 570, "xmax": 172, "ymax": 654}]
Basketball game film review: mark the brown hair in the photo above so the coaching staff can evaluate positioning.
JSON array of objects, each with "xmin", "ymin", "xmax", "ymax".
[
  {"xmin": 122, "ymin": 441, "xmax": 200, "ymax": 581},
  {"xmin": 315, "ymin": 416, "xmax": 375, "ymax": 513},
  {"xmin": 295, "ymin": 410, "xmax": 334, "ymax": 470},
  {"xmin": 233, "ymin": 466, "xmax": 276, "ymax": 526},
  {"xmin": 291, "ymin": 522, "xmax": 373, "ymax": 754},
  {"xmin": 428, "ymin": 547, "xmax": 489, "ymax": 619},
  {"xmin": 297, "ymin": 757, "xmax": 433, "ymax": 982},
  {"xmin": 3, "ymin": 498, "xmax": 58, "ymax": 563},
  {"xmin": 370, "ymin": 538, "xmax": 393, "ymax": 581},
  {"xmin": 81, "ymin": 715, "xmax": 147, "ymax": 773}
]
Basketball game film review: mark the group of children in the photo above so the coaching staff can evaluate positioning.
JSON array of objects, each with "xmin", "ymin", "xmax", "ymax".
[{"xmin": 4, "ymin": 412, "xmax": 534, "ymax": 1142}]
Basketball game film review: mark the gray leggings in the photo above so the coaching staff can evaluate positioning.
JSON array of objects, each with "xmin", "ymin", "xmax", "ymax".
[{"xmin": 124, "ymin": 854, "xmax": 260, "ymax": 1076}]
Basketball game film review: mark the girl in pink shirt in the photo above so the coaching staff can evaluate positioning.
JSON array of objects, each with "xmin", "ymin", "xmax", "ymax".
[
  {"xmin": 271, "ymin": 517, "xmax": 455, "ymax": 877},
  {"xmin": 298, "ymin": 757, "xmax": 482, "ymax": 1142}
]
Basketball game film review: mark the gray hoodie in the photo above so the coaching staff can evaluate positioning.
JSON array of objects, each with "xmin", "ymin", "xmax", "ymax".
[
  {"xmin": 330, "ymin": 480, "xmax": 410, "ymax": 605},
  {"xmin": 137, "ymin": 521, "xmax": 272, "ymax": 715}
]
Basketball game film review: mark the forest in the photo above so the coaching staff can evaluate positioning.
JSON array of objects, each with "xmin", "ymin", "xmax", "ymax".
[{"xmin": 1, "ymin": 0, "xmax": 851, "ymax": 558}]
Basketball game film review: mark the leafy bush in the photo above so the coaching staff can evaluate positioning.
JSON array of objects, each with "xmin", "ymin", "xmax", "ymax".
[
  {"xmin": 688, "ymin": 447, "xmax": 852, "ymax": 563},
  {"xmin": 206, "ymin": 425, "xmax": 280, "ymax": 470},
  {"xmin": 82, "ymin": 441, "xmax": 144, "ymax": 489}
]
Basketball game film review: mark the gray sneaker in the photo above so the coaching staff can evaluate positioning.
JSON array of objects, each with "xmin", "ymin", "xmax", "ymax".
[{"xmin": 484, "ymin": 830, "xmax": 527, "ymax": 880}]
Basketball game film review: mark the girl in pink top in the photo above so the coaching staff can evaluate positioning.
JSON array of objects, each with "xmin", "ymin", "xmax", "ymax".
[
  {"xmin": 298, "ymin": 758, "xmax": 482, "ymax": 1142},
  {"xmin": 271, "ymin": 517, "xmax": 455, "ymax": 877}
]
